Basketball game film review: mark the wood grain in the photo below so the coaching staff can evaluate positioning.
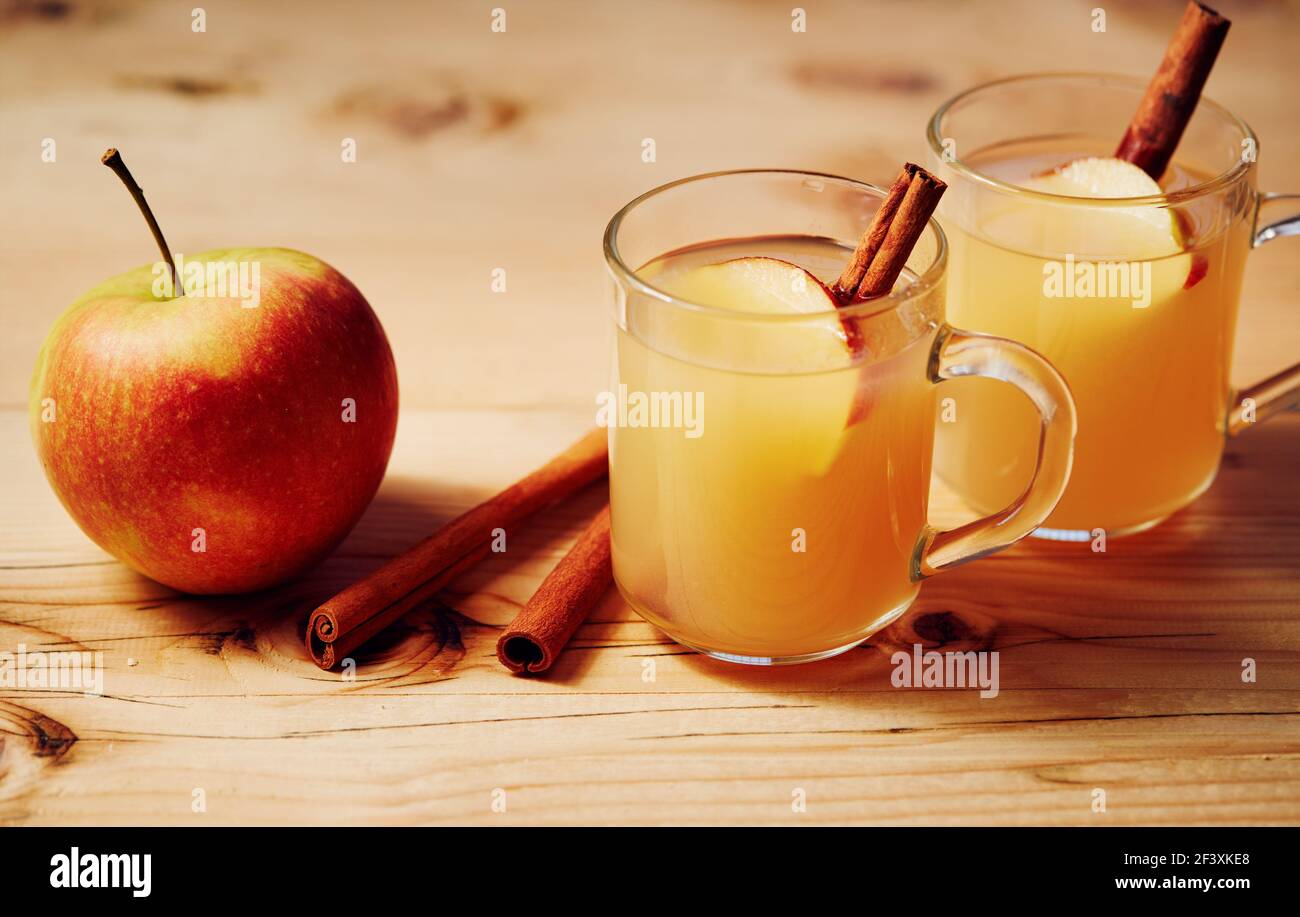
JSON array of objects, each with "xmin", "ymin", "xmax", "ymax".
[
  {"xmin": 0, "ymin": 0, "xmax": 1297, "ymax": 825},
  {"xmin": 1, "ymin": 407, "xmax": 1298, "ymax": 826},
  {"xmin": 2, "ymin": 0, "xmax": 1297, "ymax": 410}
]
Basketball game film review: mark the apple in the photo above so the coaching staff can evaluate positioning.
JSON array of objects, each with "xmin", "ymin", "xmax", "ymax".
[{"xmin": 28, "ymin": 150, "xmax": 398, "ymax": 594}]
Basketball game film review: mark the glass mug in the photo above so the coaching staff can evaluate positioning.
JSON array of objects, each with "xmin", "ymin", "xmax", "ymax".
[
  {"xmin": 928, "ymin": 73, "xmax": 1300, "ymax": 539},
  {"xmin": 602, "ymin": 170, "xmax": 1077, "ymax": 665}
]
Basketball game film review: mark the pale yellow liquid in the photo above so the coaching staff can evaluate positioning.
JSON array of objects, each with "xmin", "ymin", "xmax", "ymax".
[
  {"xmin": 610, "ymin": 237, "xmax": 936, "ymax": 660},
  {"xmin": 939, "ymin": 146, "xmax": 1250, "ymax": 534}
]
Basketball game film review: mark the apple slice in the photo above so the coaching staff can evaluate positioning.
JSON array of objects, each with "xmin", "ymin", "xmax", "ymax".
[
  {"xmin": 1046, "ymin": 156, "xmax": 1165, "ymax": 196},
  {"xmin": 670, "ymin": 257, "xmax": 881, "ymax": 427},
  {"xmin": 1025, "ymin": 156, "xmax": 1202, "ymax": 291},
  {"xmin": 672, "ymin": 257, "xmax": 841, "ymax": 317},
  {"xmin": 667, "ymin": 256, "xmax": 855, "ymax": 362},
  {"xmin": 662, "ymin": 257, "xmax": 861, "ymax": 472}
]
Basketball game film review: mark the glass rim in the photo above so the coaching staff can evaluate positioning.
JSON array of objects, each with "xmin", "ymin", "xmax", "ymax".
[
  {"xmin": 925, "ymin": 71, "xmax": 1258, "ymax": 207},
  {"xmin": 602, "ymin": 168, "xmax": 947, "ymax": 324}
]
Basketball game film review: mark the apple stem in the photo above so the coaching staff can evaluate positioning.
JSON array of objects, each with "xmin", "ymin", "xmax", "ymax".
[{"xmin": 100, "ymin": 149, "xmax": 184, "ymax": 298}]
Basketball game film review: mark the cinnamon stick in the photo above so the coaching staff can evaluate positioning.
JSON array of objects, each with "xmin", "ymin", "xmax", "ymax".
[
  {"xmin": 496, "ymin": 504, "xmax": 612, "ymax": 675},
  {"xmin": 833, "ymin": 163, "xmax": 917, "ymax": 302},
  {"xmin": 834, "ymin": 163, "xmax": 946, "ymax": 304},
  {"xmin": 306, "ymin": 428, "xmax": 608, "ymax": 669},
  {"xmin": 1115, "ymin": 1, "xmax": 1230, "ymax": 181},
  {"xmin": 830, "ymin": 162, "xmax": 945, "ymax": 379}
]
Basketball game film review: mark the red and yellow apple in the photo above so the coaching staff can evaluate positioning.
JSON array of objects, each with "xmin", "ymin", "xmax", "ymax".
[{"xmin": 30, "ymin": 154, "xmax": 398, "ymax": 594}]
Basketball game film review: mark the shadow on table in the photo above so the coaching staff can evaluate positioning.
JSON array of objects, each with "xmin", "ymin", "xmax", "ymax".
[
  {"xmin": 667, "ymin": 414, "xmax": 1300, "ymax": 712},
  {"xmin": 135, "ymin": 414, "xmax": 1298, "ymax": 697},
  {"xmin": 113, "ymin": 470, "xmax": 602, "ymax": 685}
]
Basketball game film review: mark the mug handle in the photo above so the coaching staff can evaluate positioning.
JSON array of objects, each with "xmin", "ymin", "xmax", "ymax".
[
  {"xmin": 1227, "ymin": 192, "xmax": 1300, "ymax": 434},
  {"xmin": 912, "ymin": 325, "xmax": 1077, "ymax": 579}
]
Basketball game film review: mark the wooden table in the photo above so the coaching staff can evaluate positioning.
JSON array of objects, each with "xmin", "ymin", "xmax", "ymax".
[{"xmin": 1, "ymin": 0, "xmax": 1297, "ymax": 826}]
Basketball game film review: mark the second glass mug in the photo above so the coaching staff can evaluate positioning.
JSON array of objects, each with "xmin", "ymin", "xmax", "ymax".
[
  {"xmin": 602, "ymin": 170, "xmax": 1077, "ymax": 665},
  {"xmin": 928, "ymin": 73, "xmax": 1300, "ymax": 539}
]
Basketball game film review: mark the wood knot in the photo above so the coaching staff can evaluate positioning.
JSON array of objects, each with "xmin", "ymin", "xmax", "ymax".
[
  {"xmin": 329, "ymin": 601, "xmax": 467, "ymax": 685},
  {"xmin": 2, "ymin": 1, "xmax": 72, "ymax": 24},
  {"xmin": 0, "ymin": 702, "xmax": 77, "ymax": 817},
  {"xmin": 114, "ymin": 73, "xmax": 259, "ymax": 98},
  {"xmin": 790, "ymin": 61, "xmax": 937, "ymax": 95},
  {"xmin": 912, "ymin": 611, "xmax": 976, "ymax": 646},
  {"xmin": 330, "ymin": 79, "xmax": 524, "ymax": 141},
  {"xmin": 877, "ymin": 605, "xmax": 999, "ymax": 655}
]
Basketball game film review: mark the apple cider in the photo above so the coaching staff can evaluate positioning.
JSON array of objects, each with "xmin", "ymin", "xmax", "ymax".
[
  {"xmin": 609, "ymin": 236, "xmax": 937, "ymax": 662},
  {"xmin": 936, "ymin": 141, "xmax": 1251, "ymax": 536}
]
